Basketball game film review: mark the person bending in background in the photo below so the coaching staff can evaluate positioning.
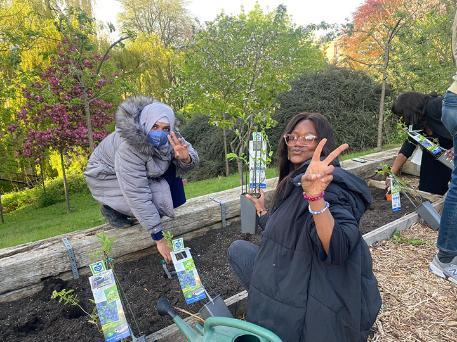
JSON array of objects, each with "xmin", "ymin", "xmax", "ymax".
[
  {"xmin": 430, "ymin": 8, "xmax": 457, "ymax": 285},
  {"xmin": 228, "ymin": 112, "xmax": 381, "ymax": 341},
  {"xmin": 390, "ymin": 92, "xmax": 452, "ymax": 195},
  {"xmin": 84, "ymin": 96, "xmax": 199, "ymax": 262}
]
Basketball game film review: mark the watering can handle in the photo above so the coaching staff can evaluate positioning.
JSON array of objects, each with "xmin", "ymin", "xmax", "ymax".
[{"xmin": 204, "ymin": 317, "xmax": 282, "ymax": 342}]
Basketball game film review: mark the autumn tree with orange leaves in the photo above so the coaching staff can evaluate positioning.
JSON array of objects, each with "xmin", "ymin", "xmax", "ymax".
[{"xmin": 340, "ymin": 0, "xmax": 434, "ymax": 148}]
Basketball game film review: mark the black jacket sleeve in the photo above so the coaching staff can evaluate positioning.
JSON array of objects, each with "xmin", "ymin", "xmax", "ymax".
[
  {"xmin": 309, "ymin": 205, "xmax": 361, "ymax": 265},
  {"xmin": 257, "ymin": 213, "xmax": 269, "ymax": 231},
  {"xmin": 399, "ymin": 138, "xmax": 417, "ymax": 158}
]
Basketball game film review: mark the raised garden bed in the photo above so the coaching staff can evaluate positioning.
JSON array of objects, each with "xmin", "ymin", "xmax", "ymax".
[
  {"xmin": 0, "ymin": 148, "xmax": 400, "ymax": 304},
  {"xmin": 0, "ymin": 184, "xmax": 439, "ymax": 342}
]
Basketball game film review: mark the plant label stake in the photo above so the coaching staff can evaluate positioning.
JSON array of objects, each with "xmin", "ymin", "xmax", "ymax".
[
  {"xmin": 389, "ymin": 177, "xmax": 401, "ymax": 213},
  {"xmin": 62, "ymin": 237, "xmax": 79, "ymax": 279},
  {"xmin": 249, "ymin": 132, "xmax": 267, "ymax": 193},
  {"xmin": 407, "ymin": 130, "xmax": 454, "ymax": 169},
  {"xmin": 88, "ymin": 260, "xmax": 131, "ymax": 341},
  {"xmin": 241, "ymin": 132, "xmax": 267, "ymax": 234},
  {"xmin": 170, "ymin": 238, "xmax": 207, "ymax": 304},
  {"xmin": 161, "ymin": 259, "xmax": 177, "ymax": 279}
]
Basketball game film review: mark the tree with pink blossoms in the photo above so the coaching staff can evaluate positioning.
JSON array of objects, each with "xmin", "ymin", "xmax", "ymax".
[{"xmin": 15, "ymin": 8, "xmax": 126, "ymax": 212}]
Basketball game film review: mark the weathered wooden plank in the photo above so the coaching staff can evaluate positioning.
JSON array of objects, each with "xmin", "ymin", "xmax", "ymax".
[{"xmin": 0, "ymin": 148, "xmax": 398, "ymax": 302}]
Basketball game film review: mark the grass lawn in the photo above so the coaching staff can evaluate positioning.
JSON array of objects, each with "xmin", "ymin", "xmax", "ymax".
[{"xmin": 0, "ymin": 145, "xmax": 399, "ymax": 249}]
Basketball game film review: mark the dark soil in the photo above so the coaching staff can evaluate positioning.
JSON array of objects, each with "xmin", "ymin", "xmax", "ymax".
[
  {"xmin": 0, "ymin": 188, "xmax": 419, "ymax": 342},
  {"xmin": 360, "ymin": 187, "xmax": 418, "ymax": 234}
]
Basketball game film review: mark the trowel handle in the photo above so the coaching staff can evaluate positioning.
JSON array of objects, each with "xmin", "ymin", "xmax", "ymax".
[
  {"xmin": 156, "ymin": 296, "xmax": 177, "ymax": 318},
  {"xmin": 205, "ymin": 317, "xmax": 282, "ymax": 342}
]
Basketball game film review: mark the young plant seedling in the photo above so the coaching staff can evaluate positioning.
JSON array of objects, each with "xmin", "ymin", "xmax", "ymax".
[
  {"xmin": 376, "ymin": 164, "xmax": 422, "ymax": 209},
  {"xmin": 391, "ymin": 230, "xmax": 427, "ymax": 247},
  {"xmin": 161, "ymin": 231, "xmax": 177, "ymax": 278},
  {"xmin": 51, "ymin": 288, "xmax": 100, "ymax": 331}
]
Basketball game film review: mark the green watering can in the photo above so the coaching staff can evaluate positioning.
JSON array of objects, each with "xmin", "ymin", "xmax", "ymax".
[{"xmin": 156, "ymin": 297, "xmax": 282, "ymax": 342}]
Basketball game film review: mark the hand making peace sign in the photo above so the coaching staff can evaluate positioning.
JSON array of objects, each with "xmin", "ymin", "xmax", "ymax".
[
  {"xmin": 301, "ymin": 138, "xmax": 349, "ymax": 196},
  {"xmin": 168, "ymin": 132, "xmax": 191, "ymax": 162}
]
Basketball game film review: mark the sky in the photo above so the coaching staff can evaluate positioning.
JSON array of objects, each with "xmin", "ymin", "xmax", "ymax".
[{"xmin": 93, "ymin": 0, "xmax": 365, "ymax": 39}]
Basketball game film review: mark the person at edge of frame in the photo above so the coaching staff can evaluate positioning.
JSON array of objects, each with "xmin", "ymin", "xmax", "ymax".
[
  {"xmin": 429, "ymin": 8, "xmax": 457, "ymax": 285},
  {"xmin": 390, "ymin": 91, "xmax": 452, "ymax": 196}
]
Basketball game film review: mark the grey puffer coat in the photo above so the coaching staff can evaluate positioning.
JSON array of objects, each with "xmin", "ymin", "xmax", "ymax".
[{"xmin": 84, "ymin": 96, "xmax": 198, "ymax": 234}]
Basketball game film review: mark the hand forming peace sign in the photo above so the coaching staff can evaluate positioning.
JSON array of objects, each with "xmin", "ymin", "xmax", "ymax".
[
  {"xmin": 300, "ymin": 138, "xmax": 349, "ymax": 196},
  {"xmin": 168, "ymin": 132, "xmax": 191, "ymax": 162}
]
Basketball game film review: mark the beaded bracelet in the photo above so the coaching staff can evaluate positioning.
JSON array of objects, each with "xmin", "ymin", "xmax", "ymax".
[
  {"xmin": 303, "ymin": 191, "xmax": 325, "ymax": 201},
  {"xmin": 308, "ymin": 201, "xmax": 330, "ymax": 215}
]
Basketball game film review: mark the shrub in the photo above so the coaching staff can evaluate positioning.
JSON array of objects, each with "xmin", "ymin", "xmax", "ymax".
[
  {"xmin": 268, "ymin": 67, "xmax": 394, "ymax": 156},
  {"xmin": 2, "ymin": 172, "xmax": 89, "ymax": 212},
  {"xmin": 179, "ymin": 114, "xmax": 236, "ymax": 180}
]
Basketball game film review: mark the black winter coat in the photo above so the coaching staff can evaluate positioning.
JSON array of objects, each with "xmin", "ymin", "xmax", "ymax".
[{"xmin": 246, "ymin": 162, "xmax": 382, "ymax": 342}]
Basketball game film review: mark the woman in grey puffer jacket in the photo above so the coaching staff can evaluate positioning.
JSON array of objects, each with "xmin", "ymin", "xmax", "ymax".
[{"xmin": 84, "ymin": 96, "xmax": 198, "ymax": 261}]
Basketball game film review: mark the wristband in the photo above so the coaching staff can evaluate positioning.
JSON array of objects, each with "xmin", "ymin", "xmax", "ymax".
[
  {"xmin": 303, "ymin": 191, "xmax": 325, "ymax": 201},
  {"xmin": 151, "ymin": 230, "xmax": 164, "ymax": 241},
  {"xmin": 308, "ymin": 201, "xmax": 330, "ymax": 215}
]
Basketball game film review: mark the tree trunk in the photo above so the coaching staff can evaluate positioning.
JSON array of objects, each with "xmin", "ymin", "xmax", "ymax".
[
  {"xmin": 223, "ymin": 126, "xmax": 230, "ymax": 177},
  {"xmin": 40, "ymin": 157, "xmax": 46, "ymax": 194},
  {"xmin": 238, "ymin": 142, "xmax": 248, "ymax": 192},
  {"xmin": 82, "ymin": 86, "xmax": 94, "ymax": 152},
  {"xmin": 237, "ymin": 159, "xmax": 244, "ymax": 191},
  {"xmin": 60, "ymin": 149, "xmax": 71, "ymax": 213},
  {"xmin": 376, "ymin": 73, "xmax": 387, "ymax": 150}
]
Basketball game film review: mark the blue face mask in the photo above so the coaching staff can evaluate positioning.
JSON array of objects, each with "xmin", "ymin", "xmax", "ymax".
[{"xmin": 147, "ymin": 130, "xmax": 169, "ymax": 148}]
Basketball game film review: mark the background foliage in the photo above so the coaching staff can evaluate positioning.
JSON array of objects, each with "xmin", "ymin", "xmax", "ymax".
[{"xmin": 1, "ymin": 0, "xmax": 456, "ymax": 217}]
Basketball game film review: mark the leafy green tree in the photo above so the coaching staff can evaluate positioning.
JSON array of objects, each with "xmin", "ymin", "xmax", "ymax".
[
  {"xmin": 111, "ymin": 32, "xmax": 183, "ymax": 105},
  {"xmin": 340, "ymin": 0, "xmax": 431, "ymax": 148},
  {"xmin": 118, "ymin": 0, "xmax": 195, "ymax": 47},
  {"xmin": 388, "ymin": 0, "xmax": 456, "ymax": 92},
  {"xmin": 0, "ymin": 0, "xmax": 61, "ymax": 191},
  {"xmin": 178, "ymin": 4, "xmax": 325, "ymax": 179}
]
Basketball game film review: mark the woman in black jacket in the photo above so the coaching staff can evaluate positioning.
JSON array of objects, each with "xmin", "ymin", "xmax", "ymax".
[{"xmin": 228, "ymin": 112, "xmax": 381, "ymax": 341}]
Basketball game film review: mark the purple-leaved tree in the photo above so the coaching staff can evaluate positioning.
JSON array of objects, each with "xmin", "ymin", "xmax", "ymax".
[{"xmin": 16, "ymin": 37, "xmax": 114, "ymax": 212}]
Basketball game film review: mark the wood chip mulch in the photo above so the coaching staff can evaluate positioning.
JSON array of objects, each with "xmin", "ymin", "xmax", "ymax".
[{"xmin": 369, "ymin": 223, "xmax": 457, "ymax": 341}]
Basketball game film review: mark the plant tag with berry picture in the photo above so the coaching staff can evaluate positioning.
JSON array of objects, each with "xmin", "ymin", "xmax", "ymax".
[
  {"xmin": 171, "ymin": 239, "xmax": 207, "ymax": 305},
  {"xmin": 89, "ymin": 266, "xmax": 130, "ymax": 341}
]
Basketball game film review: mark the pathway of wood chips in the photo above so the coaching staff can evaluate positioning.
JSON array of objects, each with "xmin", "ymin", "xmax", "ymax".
[{"xmin": 369, "ymin": 223, "xmax": 457, "ymax": 341}]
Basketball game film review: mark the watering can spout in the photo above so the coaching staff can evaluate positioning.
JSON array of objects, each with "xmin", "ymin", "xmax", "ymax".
[{"xmin": 156, "ymin": 297, "xmax": 201, "ymax": 341}]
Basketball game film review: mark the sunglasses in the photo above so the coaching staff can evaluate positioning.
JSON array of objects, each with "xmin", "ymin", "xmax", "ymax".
[{"xmin": 283, "ymin": 133, "xmax": 318, "ymax": 146}]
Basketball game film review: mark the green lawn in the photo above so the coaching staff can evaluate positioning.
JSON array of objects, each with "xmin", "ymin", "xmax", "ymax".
[
  {"xmin": 0, "ymin": 168, "xmax": 278, "ymax": 249},
  {"xmin": 0, "ymin": 145, "xmax": 399, "ymax": 249}
]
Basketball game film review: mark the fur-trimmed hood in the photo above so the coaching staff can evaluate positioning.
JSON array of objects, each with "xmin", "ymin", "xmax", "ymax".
[{"xmin": 115, "ymin": 96, "xmax": 157, "ymax": 155}]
